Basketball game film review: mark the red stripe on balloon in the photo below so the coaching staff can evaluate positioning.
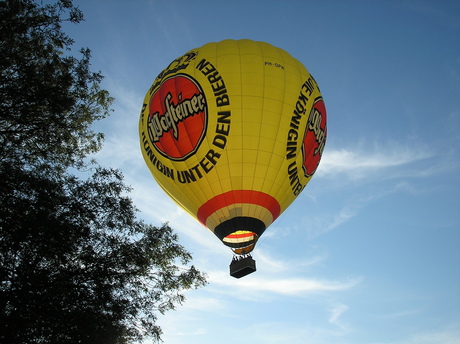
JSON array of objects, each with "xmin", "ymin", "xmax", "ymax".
[
  {"xmin": 226, "ymin": 233, "xmax": 255, "ymax": 239},
  {"xmin": 197, "ymin": 190, "xmax": 281, "ymax": 226}
]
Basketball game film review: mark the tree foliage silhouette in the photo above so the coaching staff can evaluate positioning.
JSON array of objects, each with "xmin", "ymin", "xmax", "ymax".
[{"xmin": 0, "ymin": 1, "xmax": 207, "ymax": 343}]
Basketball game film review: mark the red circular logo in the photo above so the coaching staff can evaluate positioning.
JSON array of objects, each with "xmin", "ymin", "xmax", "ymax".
[
  {"xmin": 302, "ymin": 98, "xmax": 327, "ymax": 177},
  {"xmin": 147, "ymin": 74, "xmax": 207, "ymax": 160}
]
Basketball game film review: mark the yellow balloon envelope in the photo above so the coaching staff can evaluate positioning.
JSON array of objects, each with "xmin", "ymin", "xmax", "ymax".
[{"xmin": 139, "ymin": 39, "xmax": 327, "ymax": 277}]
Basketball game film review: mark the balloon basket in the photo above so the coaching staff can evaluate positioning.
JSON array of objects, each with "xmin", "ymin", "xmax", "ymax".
[{"xmin": 229, "ymin": 254, "xmax": 256, "ymax": 278}]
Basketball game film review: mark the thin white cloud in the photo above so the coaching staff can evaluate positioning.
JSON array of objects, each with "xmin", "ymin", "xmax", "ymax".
[
  {"xmin": 318, "ymin": 141, "xmax": 433, "ymax": 180},
  {"xmin": 302, "ymin": 176, "xmax": 438, "ymax": 239},
  {"xmin": 254, "ymin": 248, "xmax": 327, "ymax": 274},
  {"xmin": 208, "ymin": 271, "xmax": 364, "ymax": 298},
  {"xmin": 328, "ymin": 303, "xmax": 350, "ymax": 331},
  {"xmin": 303, "ymin": 197, "xmax": 367, "ymax": 239}
]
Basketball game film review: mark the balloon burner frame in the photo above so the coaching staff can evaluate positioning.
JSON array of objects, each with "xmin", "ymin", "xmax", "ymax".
[{"xmin": 229, "ymin": 254, "xmax": 256, "ymax": 278}]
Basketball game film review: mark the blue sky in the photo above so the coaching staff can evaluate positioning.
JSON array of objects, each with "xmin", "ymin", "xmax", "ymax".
[{"xmin": 65, "ymin": 1, "xmax": 459, "ymax": 343}]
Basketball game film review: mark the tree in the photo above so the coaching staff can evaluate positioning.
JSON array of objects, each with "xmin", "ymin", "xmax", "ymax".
[
  {"xmin": 1, "ymin": 165, "xmax": 206, "ymax": 343},
  {"xmin": 1, "ymin": 0, "xmax": 110, "ymax": 171},
  {"xmin": 0, "ymin": 1, "xmax": 207, "ymax": 343}
]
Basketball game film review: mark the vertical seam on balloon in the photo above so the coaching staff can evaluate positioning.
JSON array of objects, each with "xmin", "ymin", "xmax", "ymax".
[
  {"xmin": 270, "ymin": 50, "xmax": 290, "ymax": 210},
  {"xmin": 244, "ymin": 40, "xmax": 259, "ymax": 233},
  {"xmin": 213, "ymin": 40, "xmax": 226, "ymax": 224},
  {"xmin": 269, "ymin": 47, "xmax": 290, "ymax": 208},
  {"xmin": 270, "ymin": 50, "xmax": 302, "ymax": 216},
  {"xmin": 254, "ymin": 40, "xmax": 266, "ymax": 224},
  {"xmin": 260, "ymin": 44, "xmax": 285, "ymax": 214},
  {"xmin": 257, "ymin": 42, "xmax": 270, "ymax": 218},
  {"xmin": 237, "ymin": 39, "xmax": 244, "ymax": 230},
  {"xmin": 213, "ymin": 40, "xmax": 234, "ymax": 226}
]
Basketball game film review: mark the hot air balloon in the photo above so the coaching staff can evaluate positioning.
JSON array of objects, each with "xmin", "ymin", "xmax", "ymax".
[{"xmin": 139, "ymin": 39, "xmax": 327, "ymax": 278}]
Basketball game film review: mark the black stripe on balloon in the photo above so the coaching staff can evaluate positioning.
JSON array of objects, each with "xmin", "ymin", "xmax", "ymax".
[{"xmin": 214, "ymin": 217, "xmax": 266, "ymax": 241}]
